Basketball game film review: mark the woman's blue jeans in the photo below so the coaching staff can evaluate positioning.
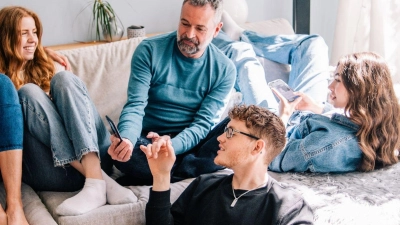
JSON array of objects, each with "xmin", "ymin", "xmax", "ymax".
[
  {"xmin": 212, "ymin": 31, "xmax": 330, "ymax": 113},
  {"xmin": 19, "ymin": 71, "xmax": 113, "ymax": 191},
  {"xmin": 0, "ymin": 74, "xmax": 23, "ymax": 152}
]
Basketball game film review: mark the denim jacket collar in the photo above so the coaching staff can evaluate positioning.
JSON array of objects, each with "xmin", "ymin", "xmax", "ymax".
[{"xmin": 330, "ymin": 113, "xmax": 359, "ymax": 131}]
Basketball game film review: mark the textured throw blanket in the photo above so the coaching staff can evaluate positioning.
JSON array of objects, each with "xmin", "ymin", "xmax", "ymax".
[{"xmin": 269, "ymin": 162, "xmax": 400, "ymax": 224}]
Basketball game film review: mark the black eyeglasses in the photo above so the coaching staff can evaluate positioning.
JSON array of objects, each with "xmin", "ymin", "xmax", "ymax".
[{"xmin": 224, "ymin": 127, "xmax": 259, "ymax": 140}]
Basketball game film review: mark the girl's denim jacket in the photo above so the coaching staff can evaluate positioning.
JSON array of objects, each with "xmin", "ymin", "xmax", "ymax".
[{"xmin": 269, "ymin": 111, "xmax": 362, "ymax": 173}]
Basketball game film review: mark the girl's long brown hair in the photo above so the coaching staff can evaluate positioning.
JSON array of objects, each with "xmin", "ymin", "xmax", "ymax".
[
  {"xmin": 338, "ymin": 52, "xmax": 400, "ymax": 171},
  {"xmin": 0, "ymin": 6, "xmax": 54, "ymax": 91}
]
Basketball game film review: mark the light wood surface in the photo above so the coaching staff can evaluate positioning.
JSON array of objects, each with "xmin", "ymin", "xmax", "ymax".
[
  {"xmin": 47, "ymin": 40, "xmax": 113, "ymax": 51},
  {"xmin": 47, "ymin": 33, "xmax": 162, "ymax": 51}
]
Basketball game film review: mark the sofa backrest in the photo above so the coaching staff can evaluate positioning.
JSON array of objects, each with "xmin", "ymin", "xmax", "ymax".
[{"xmin": 58, "ymin": 37, "xmax": 146, "ymax": 129}]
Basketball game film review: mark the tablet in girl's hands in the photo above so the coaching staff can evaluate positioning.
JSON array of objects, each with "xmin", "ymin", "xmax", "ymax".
[{"xmin": 268, "ymin": 79, "xmax": 299, "ymax": 102}]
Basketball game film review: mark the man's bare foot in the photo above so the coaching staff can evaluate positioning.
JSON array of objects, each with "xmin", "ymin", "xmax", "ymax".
[{"xmin": 6, "ymin": 206, "xmax": 29, "ymax": 225}]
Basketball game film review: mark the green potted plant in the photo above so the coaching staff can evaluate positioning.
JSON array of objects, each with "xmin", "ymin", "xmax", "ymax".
[{"xmin": 92, "ymin": 0, "xmax": 124, "ymax": 42}]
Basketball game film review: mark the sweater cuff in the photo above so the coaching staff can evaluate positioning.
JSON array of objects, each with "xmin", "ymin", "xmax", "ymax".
[
  {"xmin": 171, "ymin": 138, "xmax": 185, "ymax": 155},
  {"xmin": 148, "ymin": 188, "xmax": 171, "ymax": 207},
  {"xmin": 120, "ymin": 130, "xmax": 138, "ymax": 146}
]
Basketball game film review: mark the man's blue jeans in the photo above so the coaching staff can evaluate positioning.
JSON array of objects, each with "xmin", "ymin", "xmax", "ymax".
[
  {"xmin": 19, "ymin": 71, "xmax": 113, "ymax": 191},
  {"xmin": 114, "ymin": 118, "xmax": 229, "ymax": 185},
  {"xmin": 0, "ymin": 74, "xmax": 23, "ymax": 152}
]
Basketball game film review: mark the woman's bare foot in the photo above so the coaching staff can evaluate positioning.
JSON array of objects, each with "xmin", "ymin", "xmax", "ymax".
[
  {"xmin": 6, "ymin": 204, "xmax": 29, "ymax": 225},
  {"xmin": 0, "ymin": 206, "xmax": 7, "ymax": 225}
]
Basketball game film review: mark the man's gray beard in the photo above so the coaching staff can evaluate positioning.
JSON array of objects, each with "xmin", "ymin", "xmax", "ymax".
[{"xmin": 177, "ymin": 39, "xmax": 199, "ymax": 55}]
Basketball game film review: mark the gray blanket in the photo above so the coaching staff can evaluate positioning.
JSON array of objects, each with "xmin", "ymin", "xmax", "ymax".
[{"xmin": 270, "ymin": 162, "xmax": 400, "ymax": 224}]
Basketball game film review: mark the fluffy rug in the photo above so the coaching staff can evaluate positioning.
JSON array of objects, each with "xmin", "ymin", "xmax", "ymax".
[{"xmin": 269, "ymin": 163, "xmax": 400, "ymax": 225}]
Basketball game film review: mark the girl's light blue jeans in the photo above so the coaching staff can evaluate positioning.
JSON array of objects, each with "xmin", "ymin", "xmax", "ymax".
[
  {"xmin": 212, "ymin": 31, "xmax": 330, "ymax": 113},
  {"xmin": 19, "ymin": 71, "xmax": 112, "ymax": 191}
]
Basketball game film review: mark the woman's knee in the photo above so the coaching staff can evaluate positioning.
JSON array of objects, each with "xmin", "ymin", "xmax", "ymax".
[
  {"xmin": 18, "ymin": 83, "xmax": 44, "ymax": 100},
  {"xmin": 50, "ymin": 71, "xmax": 91, "ymax": 103},
  {"xmin": 51, "ymin": 71, "xmax": 85, "ymax": 92},
  {"xmin": 302, "ymin": 35, "xmax": 328, "ymax": 52}
]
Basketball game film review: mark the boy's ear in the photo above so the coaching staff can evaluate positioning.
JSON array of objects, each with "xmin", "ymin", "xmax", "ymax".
[{"xmin": 252, "ymin": 139, "xmax": 265, "ymax": 155}]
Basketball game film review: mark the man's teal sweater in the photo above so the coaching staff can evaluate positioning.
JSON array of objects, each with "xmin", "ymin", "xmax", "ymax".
[{"xmin": 118, "ymin": 32, "xmax": 236, "ymax": 154}]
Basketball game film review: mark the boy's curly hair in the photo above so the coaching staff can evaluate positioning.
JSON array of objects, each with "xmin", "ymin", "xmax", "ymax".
[{"xmin": 229, "ymin": 105, "xmax": 286, "ymax": 164}]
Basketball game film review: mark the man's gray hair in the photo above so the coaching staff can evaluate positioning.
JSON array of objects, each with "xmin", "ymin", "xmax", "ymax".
[{"xmin": 182, "ymin": 0, "xmax": 223, "ymax": 24}]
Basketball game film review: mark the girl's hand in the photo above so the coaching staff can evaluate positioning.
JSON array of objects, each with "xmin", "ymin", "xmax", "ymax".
[
  {"xmin": 294, "ymin": 92, "xmax": 324, "ymax": 114},
  {"xmin": 44, "ymin": 47, "xmax": 72, "ymax": 71},
  {"xmin": 271, "ymin": 88, "xmax": 302, "ymax": 125}
]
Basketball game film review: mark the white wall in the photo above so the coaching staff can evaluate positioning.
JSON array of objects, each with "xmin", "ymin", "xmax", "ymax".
[
  {"xmin": 0, "ymin": 0, "xmax": 186, "ymax": 45},
  {"xmin": 0, "ymin": 0, "xmax": 338, "ymax": 59},
  {"xmin": 311, "ymin": 0, "xmax": 339, "ymax": 62},
  {"xmin": 247, "ymin": 0, "xmax": 292, "ymax": 22}
]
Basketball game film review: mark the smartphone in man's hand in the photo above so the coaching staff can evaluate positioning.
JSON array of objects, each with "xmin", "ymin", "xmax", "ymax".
[
  {"xmin": 268, "ymin": 79, "xmax": 299, "ymax": 102},
  {"xmin": 105, "ymin": 115, "xmax": 123, "ymax": 143}
]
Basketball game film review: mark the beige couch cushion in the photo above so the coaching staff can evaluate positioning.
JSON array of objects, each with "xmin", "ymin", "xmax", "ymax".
[
  {"xmin": 57, "ymin": 37, "xmax": 146, "ymax": 129},
  {"xmin": 0, "ymin": 183, "xmax": 57, "ymax": 225}
]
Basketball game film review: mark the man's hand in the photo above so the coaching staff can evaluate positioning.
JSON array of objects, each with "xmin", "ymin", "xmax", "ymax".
[
  {"xmin": 108, "ymin": 135, "xmax": 133, "ymax": 162},
  {"xmin": 43, "ymin": 47, "xmax": 72, "ymax": 71},
  {"xmin": 140, "ymin": 136, "xmax": 176, "ymax": 191}
]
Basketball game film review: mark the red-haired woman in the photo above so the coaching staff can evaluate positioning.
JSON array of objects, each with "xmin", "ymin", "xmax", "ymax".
[{"xmin": 0, "ymin": 6, "xmax": 136, "ymax": 217}]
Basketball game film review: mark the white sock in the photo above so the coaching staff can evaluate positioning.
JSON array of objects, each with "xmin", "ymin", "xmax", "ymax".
[
  {"xmin": 102, "ymin": 170, "xmax": 137, "ymax": 205},
  {"xmin": 221, "ymin": 10, "xmax": 245, "ymax": 41},
  {"xmin": 56, "ymin": 178, "xmax": 106, "ymax": 216}
]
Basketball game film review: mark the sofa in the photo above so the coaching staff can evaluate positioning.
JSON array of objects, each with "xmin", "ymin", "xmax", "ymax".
[{"xmin": 2, "ymin": 18, "xmax": 400, "ymax": 225}]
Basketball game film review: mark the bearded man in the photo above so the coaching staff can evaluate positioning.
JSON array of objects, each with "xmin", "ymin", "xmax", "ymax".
[{"xmin": 108, "ymin": 0, "xmax": 236, "ymax": 185}]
